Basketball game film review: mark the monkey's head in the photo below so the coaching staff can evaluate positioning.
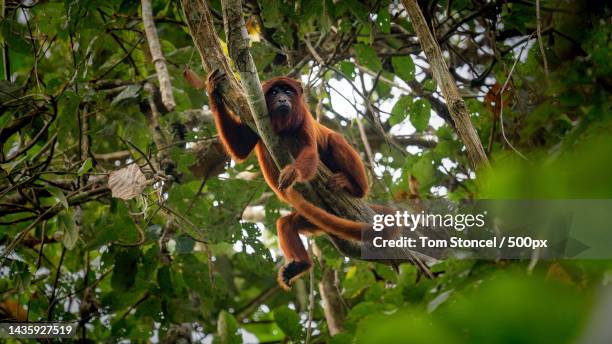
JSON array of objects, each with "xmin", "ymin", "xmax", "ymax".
[
  {"xmin": 263, "ymin": 77, "xmax": 303, "ymax": 116},
  {"xmin": 263, "ymin": 77, "xmax": 305, "ymax": 133}
]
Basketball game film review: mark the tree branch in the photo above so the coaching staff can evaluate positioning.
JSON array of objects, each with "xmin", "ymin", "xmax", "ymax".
[
  {"xmin": 180, "ymin": 0, "xmax": 253, "ymax": 125},
  {"xmin": 141, "ymin": 0, "xmax": 176, "ymax": 111},
  {"xmin": 402, "ymin": 0, "xmax": 490, "ymax": 170}
]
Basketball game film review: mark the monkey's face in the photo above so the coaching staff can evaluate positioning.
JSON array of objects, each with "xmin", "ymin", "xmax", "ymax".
[{"xmin": 266, "ymin": 85, "xmax": 296, "ymax": 117}]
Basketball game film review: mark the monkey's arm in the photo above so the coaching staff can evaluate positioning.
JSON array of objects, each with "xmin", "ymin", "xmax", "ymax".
[
  {"xmin": 326, "ymin": 132, "xmax": 369, "ymax": 198},
  {"xmin": 207, "ymin": 72, "xmax": 259, "ymax": 161},
  {"xmin": 278, "ymin": 123, "xmax": 318, "ymax": 190},
  {"xmin": 293, "ymin": 125, "xmax": 319, "ymax": 181}
]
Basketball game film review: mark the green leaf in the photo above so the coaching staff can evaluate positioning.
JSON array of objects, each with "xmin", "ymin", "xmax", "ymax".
[
  {"xmin": 423, "ymin": 79, "xmax": 437, "ymax": 92},
  {"xmin": 354, "ymin": 44, "xmax": 382, "ymax": 72},
  {"xmin": 111, "ymin": 248, "xmax": 140, "ymax": 291},
  {"xmin": 344, "ymin": 264, "xmax": 376, "ymax": 298},
  {"xmin": 392, "ymin": 56, "xmax": 415, "ymax": 83},
  {"xmin": 48, "ymin": 186, "xmax": 69, "ymax": 209},
  {"xmin": 330, "ymin": 333, "xmax": 353, "ymax": 344},
  {"xmin": 57, "ymin": 91, "xmax": 81, "ymax": 147},
  {"xmin": 376, "ymin": 8, "xmax": 391, "ymax": 34},
  {"xmin": 300, "ymin": 0, "xmax": 323, "ymax": 23},
  {"xmin": 345, "ymin": 0, "xmax": 369, "ymax": 25},
  {"xmin": 320, "ymin": 0, "xmax": 332, "ymax": 33},
  {"xmin": 180, "ymin": 255, "xmax": 213, "ymax": 300},
  {"xmin": 157, "ymin": 265, "xmax": 174, "ymax": 295},
  {"xmin": 347, "ymin": 301, "xmax": 384, "ymax": 323},
  {"xmin": 411, "ymin": 154, "xmax": 435, "ymax": 188},
  {"xmin": 376, "ymin": 73, "xmax": 393, "ymax": 98},
  {"xmin": 0, "ymin": 111, "xmax": 11, "ymax": 131},
  {"xmin": 273, "ymin": 306, "xmax": 303, "ymax": 341},
  {"xmin": 111, "ymin": 84, "xmax": 142, "ymax": 106},
  {"xmin": 411, "ymin": 99, "xmax": 431, "ymax": 132},
  {"xmin": 260, "ymin": 0, "xmax": 282, "ymax": 27},
  {"xmin": 390, "ymin": 95, "xmax": 413, "ymax": 126},
  {"xmin": 175, "ymin": 235, "xmax": 195, "ymax": 254},
  {"xmin": 250, "ymin": 42, "xmax": 277, "ymax": 73},
  {"xmin": 0, "ymin": 80, "xmax": 21, "ymax": 104},
  {"xmin": 77, "ymin": 158, "xmax": 93, "ymax": 176},
  {"xmin": 58, "ymin": 209, "xmax": 78, "ymax": 250},
  {"xmin": 215, "ymin": 310, "xmax": 241, "ymax": 344},
  {"xmin": 397, "ymin": 263, "xmax": 418, "ymax": 288},
  {"xmin": 0, "ymin": 155, "xmax": 27, "ymax": 175},
  {"xmin": 339, "ymin": 60, "xmax": 356, "ymax": 79}
]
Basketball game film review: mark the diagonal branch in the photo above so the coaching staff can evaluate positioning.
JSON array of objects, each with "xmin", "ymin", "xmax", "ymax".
[
  {"xmin": 180, "ymin": 0, "xmax": 253, "ymax": 126},
  {"xmin": 141, "ymin": 0, "xmax": 175, "ymax": 112},
  {"xmin": 402, "ymin": 0, "xmax": 490, "ymax": 170}
]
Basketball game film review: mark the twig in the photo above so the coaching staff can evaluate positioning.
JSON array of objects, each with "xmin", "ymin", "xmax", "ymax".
[
  {"xmin": 5, "ymin": 100, "xmax": 58, "ymax": 162},
  {"xmin": 536, "ymin": 0, "xmax": 549, "ymax": 82},
  {"xmin": 94, "ymin": 36, "xmax": 145, "ymax": 81},
  {"xmin": 305, "ymin": 239, "xmax": 315, "ymax": 343},
  {"xmin": 236, "ymin": 284, "xmax": 281, "ymax": 321},
  {"xmin": 120, "ymin": 292, "xmax": 150, "ymax": 320},
  {"xmin": 356, "ymin": 116, "xmax": 376, "ymax": 172},
  {"xmin": 112, "ymin": 223, "xmax": 146, "ymax": 247},
  {"xmin": 93, "ymin": 150, "xmax": 131, "ymax": 162},
  {"xmin": 26, "ymin": 221, "xmax": 47, "ymax": 321},
  {"xmin": 1, "ymin": 0, "xmax": 10, "ymax": 81},
  {"xmin": 498, "ymin": 34, "xmax": 533, "ymax": 161},
  {"xmin": 303, "ymin": 36, "xmax": 325, "ymax": 65},
  {"xmin": 357, "ymin": 75, "xmax": 379, "ymax": 172},
  {"xmin": 1, "ymin": 186, "xmax": 110, "ymax": 262},
  {"xmin": 356, "ymin": 64, "xmax": 412, "ymax": 94},
  {"xmin": 120, "ymin": 137, "xmax": 157, "ymax": 174},
  {"xmin": 97, "ymin": 9, "xmax": 141, "ymax": 76},
  {"xmin": 141, "ymin": 0, "xmax": 176, "ymax": 111},
  {"xmin": 47, "ymin": 247, "xmax": 67, "ymax": 320}
]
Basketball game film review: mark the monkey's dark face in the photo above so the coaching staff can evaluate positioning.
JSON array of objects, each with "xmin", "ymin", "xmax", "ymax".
[{"xmin": 266, "ymin": 85, "xmax": 296, "ymax": 117}]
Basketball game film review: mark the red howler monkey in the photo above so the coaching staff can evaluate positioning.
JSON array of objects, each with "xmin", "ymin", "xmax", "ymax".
[{"xmin": 207, "ymin": 70, "xmax": 374, "ymax": 289}]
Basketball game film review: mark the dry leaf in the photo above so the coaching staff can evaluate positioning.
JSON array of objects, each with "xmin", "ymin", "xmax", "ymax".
[
  {"xmin": 183, "ymin": 68, "xmax": 206, "ymax": 90},
  {"xmin": 108, "ymin": 164, "xmax": 147, "ymax": 200}
]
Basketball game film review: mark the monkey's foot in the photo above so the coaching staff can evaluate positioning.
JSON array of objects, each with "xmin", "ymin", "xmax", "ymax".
[{"xmin": 278, "ymin": 261, "xmax": 311, "ymax": 290}]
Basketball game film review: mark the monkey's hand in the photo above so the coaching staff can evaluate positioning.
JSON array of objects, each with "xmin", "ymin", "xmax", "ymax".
[
  {"xmin": 278, "ymin": 165, "xmax": 299, "ymax": 191},
  {"xmin": 206, "ymin": 69, "xmax": 227, "ymax": 98}
]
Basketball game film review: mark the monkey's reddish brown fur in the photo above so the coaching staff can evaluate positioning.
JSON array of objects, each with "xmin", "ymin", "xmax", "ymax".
[{"xmin": 207, "ymin": 71, "xmax": 371, "ymax": 289}]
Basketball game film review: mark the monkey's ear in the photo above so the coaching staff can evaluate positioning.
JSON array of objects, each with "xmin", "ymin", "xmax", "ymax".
[{"xmin": 295, "ymin": 80, "xmax": 304, "ymax": 94}]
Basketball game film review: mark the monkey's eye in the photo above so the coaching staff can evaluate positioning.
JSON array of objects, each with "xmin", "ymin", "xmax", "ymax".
[
  {"xmin": 282, "ymin": 87, "xmax": 293, "ymax": 95},
  {"xmin": 270, "ymin": 88, "xmax": 279, "ymax": 96}
]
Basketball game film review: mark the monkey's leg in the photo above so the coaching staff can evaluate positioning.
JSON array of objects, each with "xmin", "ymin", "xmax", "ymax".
[{"xmin": 276, "ymin": 212, "xmax": 321, "ymax": 290}]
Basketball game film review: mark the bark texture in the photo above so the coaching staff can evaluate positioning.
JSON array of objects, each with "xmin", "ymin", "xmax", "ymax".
[
  {"xmin": 402, "ymin": 0, "xmax": 490, "ymax": 170},
  {"xmin": 141, "ymin": 0, "xmax": 176, "ymax": 112}
]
